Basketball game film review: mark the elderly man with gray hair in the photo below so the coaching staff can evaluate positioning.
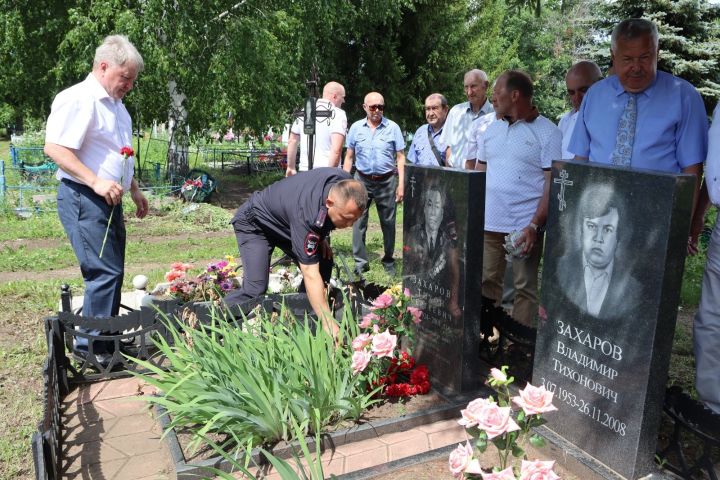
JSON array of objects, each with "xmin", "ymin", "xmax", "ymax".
[
  {"xmin": 569, "ymin": 19, "xmax": 707, "ymax": 176},
  {"xmin": 44, "ymin": 35, "xmax": 147, "ymax": 367},
  {"xmin": 441, "ymin": 69, "xmax": 494, "ymax": 169},
  {"xmin": 407, "ymin": 93, "xmax": 450, "ymax": 166}
]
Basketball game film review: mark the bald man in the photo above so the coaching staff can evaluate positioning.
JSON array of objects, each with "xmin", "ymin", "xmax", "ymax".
[
  {"xmin": 343, "ymin": 92, "xmax": 406, "ymax": 276},
  {"xmin": 286, "ymin": 81, "xmax": 348, "ymax": 175},
  {"xmin": 441, "ymin": 69, "xmax": 495, "ymax": 169},
  {"xmin": 558, "ymin": 61, "xmax": 602, "ymax": 159}
]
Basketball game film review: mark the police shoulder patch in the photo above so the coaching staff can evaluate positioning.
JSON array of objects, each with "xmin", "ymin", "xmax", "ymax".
[{"xmin": 304, "ymin": 232, "xmax": 320, "ymax": 256}]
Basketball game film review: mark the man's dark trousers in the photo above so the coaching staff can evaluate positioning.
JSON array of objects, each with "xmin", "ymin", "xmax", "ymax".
[
  {"xmin": 224, "ymin": 205, "xmax": 332, "ymax": 307},
  {"xmin": 352, "ymin": 173, "xmax": 397, "ymax": 273},
  {"xmin": 57, "ymin": 179, "xmax": 125, "ymax": 354}
]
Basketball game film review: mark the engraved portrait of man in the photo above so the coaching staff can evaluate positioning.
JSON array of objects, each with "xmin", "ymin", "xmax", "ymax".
[
  {"xmin": 404, "ymin": 180, "xmax": 462, "ymax": 319},
  {"xmin": 556, "ymin": 183, "xmax": 642, "ymax": 320}
]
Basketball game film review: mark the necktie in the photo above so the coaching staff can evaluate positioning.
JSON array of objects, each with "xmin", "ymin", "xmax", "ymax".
[{"xmin": 611, "ymin": 93, "xmax": 637, "ymax": 166}]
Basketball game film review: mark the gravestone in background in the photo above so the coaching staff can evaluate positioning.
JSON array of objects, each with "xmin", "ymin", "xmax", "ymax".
[
  {"xmin": 534, "ymin": 161, "xmax": 695, "ymax": 479},
  {"xmin": 402, "ymin": 165, "xmax": 485, "ymax": 394}
]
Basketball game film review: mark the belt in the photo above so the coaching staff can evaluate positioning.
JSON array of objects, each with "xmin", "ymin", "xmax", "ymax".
[{"xmin": 356, "ymin": 169, "xmax": 395, "ymax": 181}]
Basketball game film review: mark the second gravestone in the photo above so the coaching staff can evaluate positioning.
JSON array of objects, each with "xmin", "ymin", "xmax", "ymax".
[
  {"xmin": 534, "ymin": 161, "xmax": 695, "ymax": 479},
  {"xmin": 402, "ymin": 164, "xmax": 485, "ymax": 394}
]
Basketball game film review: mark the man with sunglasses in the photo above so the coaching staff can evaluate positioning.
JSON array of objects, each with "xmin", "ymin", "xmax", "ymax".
[
  {"xmin": 343, "ymin": 91, "xmax": 406, "ymax": 276},
  {"xmin": 558, "ymin": 61, "xmax": 602, "ymax": 160}
]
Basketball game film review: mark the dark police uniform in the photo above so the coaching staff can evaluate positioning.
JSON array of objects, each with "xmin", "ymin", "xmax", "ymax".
[{"xmin": 224, "ymin": 168, "xmax": 352, "ymax": 307}]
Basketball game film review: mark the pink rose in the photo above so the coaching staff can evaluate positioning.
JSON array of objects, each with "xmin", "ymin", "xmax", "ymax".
[
  {"xmin": 372, "ymin": 293, "xmax": 394, "ymax": 309},
  {"xmin": 403, "ymin": 287, "xmax": 411, "ymax": 298},
  {"xmin": 351, "ymin": 350, "xmax": 372, "ymax": 374},
  {"xmin": 482, "ymin": 467, "xmax": 516, "ymax": 480},
  {"xmin": 359, "ymin": 313, "xmax": 379, "ymax": 329},
  {"xmin": 448, "ymin": 442, "xmax": 481, "ymax": 478},
  {"xmin": 490, "ymin": 368, "xmax": 507, "ymax": 382},
  {"xmin": 371, "ymin": 330, "xmax": 397, "ymax": 358},
  {"xmin": 351, "ymin": 333, "xmax": 372, "ymax": 351},
  {"xmin": 459, "ymin": 398, "xmax": 520, "ymax": 439},
  {"xmin": 406, "ymin": 307, "xmax": 423, "ymax": 325},
  {"xmin": 512, "ymin": 383, "xmax": 558, "ymax": 416},
  {"xmin": 519, "ymin": 460, "xmax": 560, "ymax": 480}
]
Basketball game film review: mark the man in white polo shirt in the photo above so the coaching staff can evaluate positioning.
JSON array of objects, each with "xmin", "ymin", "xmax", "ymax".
[
  {"xmin": 475, "ymin": 70, "xmax": 562, "ymax": 327},
  {"xmin": 285, "ymin": 81, "xmax": 348, "ymax": 175},
  {"xmin": 44, "ymin": 35, "xmax": 148, "ymax": 365}
]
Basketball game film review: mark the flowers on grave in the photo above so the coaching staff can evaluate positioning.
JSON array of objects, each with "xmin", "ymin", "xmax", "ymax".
[
  {"xmin": 99, "ymin": 146, "xmax": 134, "ymax": 258},
  {"xmin": 449, "ymin": 366, "xmax": 559, "ymax": 479},
  {"xmin": 350, "ymin": 285, "xmax": 430, "ymax": 398},
  {"xmin": 181, "ymin": 176, "xmax": 204, "ymax": 202},
  {"xmin": 162, "ymin": 256, "xmax": 239, "ymax": 302}
]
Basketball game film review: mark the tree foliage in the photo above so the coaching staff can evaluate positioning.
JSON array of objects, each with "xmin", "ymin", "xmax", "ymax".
[{"xmin": 0, "ymin": 0, "xmax": 717, "ymax": 137}]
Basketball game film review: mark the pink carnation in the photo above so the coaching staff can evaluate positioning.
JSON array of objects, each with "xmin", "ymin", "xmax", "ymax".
[
  {"xmin": 372, "ymin": 293, "xmax": 394, "ymax": 309},
  {"xmin": 459, "ymin": 398, "xmax": 520, "ymax": 439},
  {"xmin": 371, "ymin": 330, "xmax": 397, "ymax": 358},
  {"xmin": 406, "ymin": 306, "xmax": 422, "ymax": 325},
  {"xmin": 448, "ymin": 442, "xmax": 482, "ymax": 478},
  {"xmin": 512, "ymin": 383, "xmax": 558, "ymax": 416},
  {"xmin": 403, "ymin": 288, "xmax": 411, "ymax": 298},
  {"xmin": 482, "ymin": 467, "xmax": 516, "ymax": 480},
  {"xmin": 165, "ymin": 270, "xmax": 186, "ymax": 282},
  {"xmin": 170, "ymin": 262, "xmax": 193, "ymax": 272},
  {"xmin": 351, "ymin": 333, "xmax": 372, "ymax": 351},
  {"xmin": 351, "ymin": 350, "xmax": 372, "ymax": 375},
  {"xmin": 519, "ymin": 460, "xmax": 560, "ymax": 480}
]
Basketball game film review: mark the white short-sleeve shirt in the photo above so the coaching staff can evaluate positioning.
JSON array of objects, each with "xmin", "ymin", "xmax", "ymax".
[
  {"xmin": 478, "ymin": 115, "xmax": 562, "ymax": 232},
  {"xmin": 45, "ymin": 74, "xmax": 134, "ymax": 190},
  {"xmin": 466, "ymin": 112, "xmax": 498, "ymax": 168},
  {"xmin": 440, "ymin": 99, "xmax": 494, "ymax": 169},
  {"xmin": 557, "ymin": 109, "xmax": 578, "ymax": 160},
  {"xmin": 290, "ymin": 99, "xmax": 347, "ymax": 171}
]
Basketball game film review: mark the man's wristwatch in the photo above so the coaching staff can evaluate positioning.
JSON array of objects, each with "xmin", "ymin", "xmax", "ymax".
[{"xmin": 529, "ymin": 222, "xmax": 545, "ymax": 233}]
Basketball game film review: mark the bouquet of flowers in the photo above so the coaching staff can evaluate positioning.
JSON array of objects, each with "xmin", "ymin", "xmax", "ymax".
[
  {"xmin": 163, "ymin": 257, "xmax": 240, "ymax": 302},
  {"xmin": 350, "ymin": 285, "xmax": 429, "ymax": 398},
  {"xmin": 449, "ymin": 367, "xmax": 559, "ymax": 479}
]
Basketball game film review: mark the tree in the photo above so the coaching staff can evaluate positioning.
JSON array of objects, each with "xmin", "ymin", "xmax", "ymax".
[{"xmin": 0, "ymin": 0, "xmax": 74, "ymax": 129}]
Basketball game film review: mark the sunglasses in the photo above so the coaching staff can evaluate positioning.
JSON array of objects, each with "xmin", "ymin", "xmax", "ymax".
[{"xmin": 366, "ymin": 104, "xmax": 385, "ymax": 112}]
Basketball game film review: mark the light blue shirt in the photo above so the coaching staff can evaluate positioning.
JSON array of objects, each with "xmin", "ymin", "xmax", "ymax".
[
  {"xmin": 705, "ymin": 103, "xmax": 720, "ymax": 205},
  {"xmin": 407, "ymin": 124, "xmax": 446, "ymax": 166},
  {"xmin": 346, "ymin": 117, "xmax": 405, "ymax": 174},
  {"xmin": 569, "ymin": 71, "xmax": 708, "ymax": 173}
]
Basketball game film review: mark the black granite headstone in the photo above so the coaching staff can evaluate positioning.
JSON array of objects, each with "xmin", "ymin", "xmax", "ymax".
[
  {"xmin": 533, "ymin": 161, "xmax": 695, "ymax": 479},
  {"xmin": 402, "ymin": 164, "xmax": 485, "ymax": 393}
]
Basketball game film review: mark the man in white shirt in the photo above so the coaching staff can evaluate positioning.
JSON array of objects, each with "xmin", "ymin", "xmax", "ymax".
[
  {"xmin": 285, "ymin": 81, "xmax": 347, "ymax": 175},
  {"xmin": 557, "ymin": 61, "xmax": 602, "ymax": 159},
  {"xmin": 692, "ymin": 102, "xmax": 720, "ymax": 415},
  {"xmin": 44, "ymin": 35, "xmax": 148, "ymax": 365},
  {"xmin": 475, "ymin": 70, "xmax": 562, "ymax": 326},
  {"xmin": 441, "ymin": 69, "xmax": 494, "ymax": 169}
]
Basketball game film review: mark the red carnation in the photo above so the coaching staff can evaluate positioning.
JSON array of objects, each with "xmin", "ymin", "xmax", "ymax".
[{"xmin": 120, "ymin": 146, "xmax": 135, "ymax": 158}]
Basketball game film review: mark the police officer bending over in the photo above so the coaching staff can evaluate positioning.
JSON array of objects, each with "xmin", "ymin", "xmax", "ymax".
[{"xmin": 224, "ymin": 168, "xmax": 368, "ymax": 336}]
